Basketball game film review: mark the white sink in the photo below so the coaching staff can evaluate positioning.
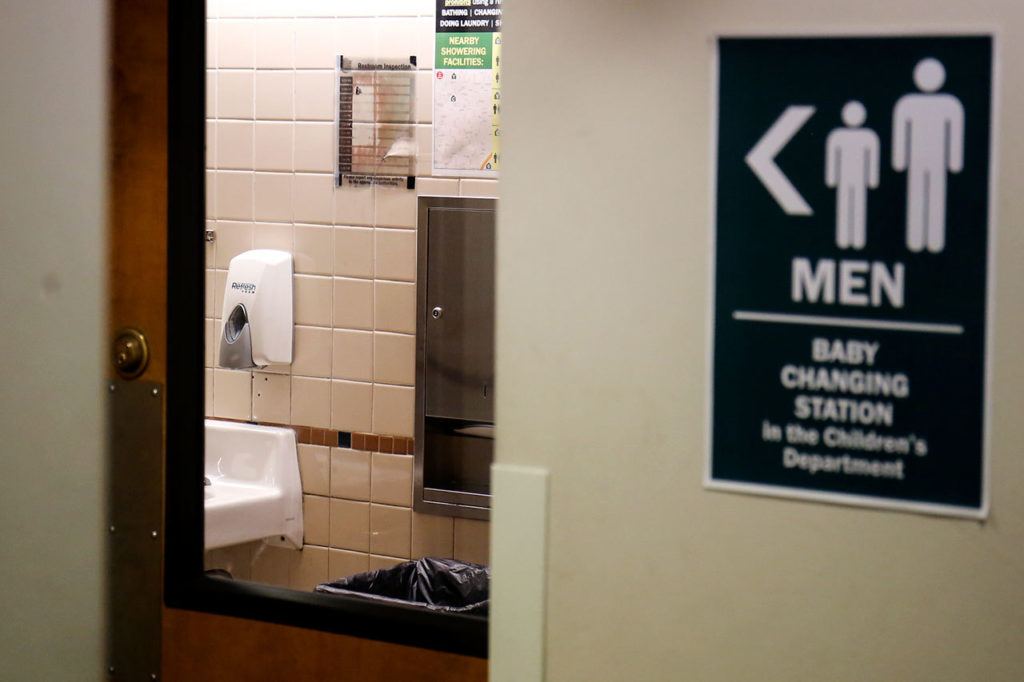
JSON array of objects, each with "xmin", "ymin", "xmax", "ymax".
[{"xmin": 204, "ymin": 419, "xmax": 303, "ymax": 551}]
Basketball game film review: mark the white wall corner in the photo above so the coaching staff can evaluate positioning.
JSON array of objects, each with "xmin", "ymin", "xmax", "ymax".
[{"xmin": 489, "ymin": 463, "xmax": 549, "ymax": 682}]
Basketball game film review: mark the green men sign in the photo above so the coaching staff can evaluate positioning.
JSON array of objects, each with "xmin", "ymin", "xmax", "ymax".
[{"xmin": 708, "ymin": 36, "xmax": 994, "ymax": 517}]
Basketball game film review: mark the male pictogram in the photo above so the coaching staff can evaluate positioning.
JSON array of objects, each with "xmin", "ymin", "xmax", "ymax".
[
  {"xmin": 825, "ymin": 101, "xmax": 880, "ymax": 249},
  {"xmin": 892, "ymin": 58, "xmax": 965, "ymax": 253}
]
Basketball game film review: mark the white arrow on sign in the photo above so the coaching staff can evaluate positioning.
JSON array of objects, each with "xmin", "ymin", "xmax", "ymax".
[{"xmin": 744, "ymin": 105, "xmax": 816, "ymax": 216}]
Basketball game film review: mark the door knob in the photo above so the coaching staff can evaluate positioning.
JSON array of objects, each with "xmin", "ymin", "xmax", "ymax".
[
  {"xmin": 111, "ymin": 328, "xmax": 150, "ymax": 379},
  {"xmin": 431, "ymin": 306, "xmax": 444, "ymax": 319}
]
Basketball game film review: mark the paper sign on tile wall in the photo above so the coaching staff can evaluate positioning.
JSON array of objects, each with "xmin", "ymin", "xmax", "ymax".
[
  {"xmin": 433, "ymin": 0, "xmax": 501, "ymax": 178},
  {"xmin": 707, "ymin": 36, "xmax": 995, "ymax": 517}
]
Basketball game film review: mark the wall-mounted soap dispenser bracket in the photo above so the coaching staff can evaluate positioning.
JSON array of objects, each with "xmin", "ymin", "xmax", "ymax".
[{"xmin": 219, "ymin": 249, "xmax": 293, "ymax": 370}]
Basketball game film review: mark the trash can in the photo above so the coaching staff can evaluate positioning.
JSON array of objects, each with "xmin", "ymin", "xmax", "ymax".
[{"xmin": 315, "ymin": 557, "xmax": 489, "ymax": 614}]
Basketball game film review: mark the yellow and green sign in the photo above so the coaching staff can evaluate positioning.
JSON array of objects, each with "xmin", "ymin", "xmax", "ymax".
[{"xmin": 433, "ymin": 0, "xmax": 502, "ymax": 177}]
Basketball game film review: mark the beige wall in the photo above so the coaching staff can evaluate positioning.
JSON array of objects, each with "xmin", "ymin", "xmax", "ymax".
[
  {"xmin": 496, "ymin": 1, "xmax": 1024, "ymax": 680},
  {"xmin": 203, "ymin": 1, "xmax": 491, "ymax": 588},
  {"xmin": 0, "ymin": 0, "xmax": 107, "ymax": 678}
]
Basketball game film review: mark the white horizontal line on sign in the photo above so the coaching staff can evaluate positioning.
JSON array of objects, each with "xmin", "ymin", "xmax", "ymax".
[{"xmin": 732, "ymin": 310, "xmax": 964, "ymax": 335}]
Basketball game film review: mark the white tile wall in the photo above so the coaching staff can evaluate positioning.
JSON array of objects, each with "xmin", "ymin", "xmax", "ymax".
[
  {"xmin": 253, "ymin": 123, "xmax": 293, "ymax": 171},
  {"xmin": 294, "ymin": 71, "xmax": 335, "ymax": 120},
  {"xmin": 253, "ymin": 172, "xmax": 293, "ymax": 221},
  {"xmin": 205, "ymin": 1, "xmax": 496, "ymax": 584},
  {"xmin": 215, "ymin": 120, "xmax": 254, "ymax": 168},
  {"xmin": 254, "ymin": 20, "xmax": 294, "ymax": 68},
  {"xmin": 206, "ymin": 0, "xmax": 500, "ymax": 424},
  {"xmin": 216, "ymin": 71, "xmax": 254, "ymax": 119},
  {"xmin": 217, "ymin": 21, "xmax": 254, "ymax": 68},
  {"xmin": 214, "ymin": 171, "xmax": 253, "ymax": 220},
  {"xmin": 294, "ymin": 224, "xmax": 334, "ymax": 275},
  {"xmin": 255, "ymin": 71, "xmax": 294, "ymax": 119},
  {"xmin": 293, "ymin": 173, "xmax": 334, "ymax": 223},
  {"xmin": 294, "ymin": 19, "xmax": 338, "ymax": 69},
  {"xmin": 253, "ymin": 221, "xmax": 292, "ymax": 251},
  {"xmin": 214, "ymin": 220, "xmax": 253, "ymax": 268},
  {"xmin": 294, "ymin": 123, "xmax": 334, "ymax": 172}
]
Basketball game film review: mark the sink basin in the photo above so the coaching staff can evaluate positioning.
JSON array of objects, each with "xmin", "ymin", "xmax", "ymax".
[{"xmin": 204, "ymin": 419, "xmax": 303, "ymax": 551}]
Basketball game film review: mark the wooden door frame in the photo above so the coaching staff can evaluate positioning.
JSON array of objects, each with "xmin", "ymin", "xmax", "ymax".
[{"xmin": 112, "ymin": 0, "xmax": 488, "ymax": 676}]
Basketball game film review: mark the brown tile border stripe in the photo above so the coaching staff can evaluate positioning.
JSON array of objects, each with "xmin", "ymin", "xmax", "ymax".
[
  {"xmin": 340, "ymin": 432, "xmax": 414, "ymax": 454},
  {"xmin": 212, "ymin": 418, "xmax": 413, "ymax": 453}
]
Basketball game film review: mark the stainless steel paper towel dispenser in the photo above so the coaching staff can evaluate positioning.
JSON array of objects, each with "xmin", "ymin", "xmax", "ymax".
[{"xmin": 414, "ymin": 196, "xmax": 496, "ymax": 520}]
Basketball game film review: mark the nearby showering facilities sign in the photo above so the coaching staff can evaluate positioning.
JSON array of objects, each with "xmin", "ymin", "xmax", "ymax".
[
  {"xmin": 433, "ymin": 0, "xmax": 501, "ymax": 178},
  {"xmin": 707, "ymin": 36, "xmax": 994, "ymax": 517}
]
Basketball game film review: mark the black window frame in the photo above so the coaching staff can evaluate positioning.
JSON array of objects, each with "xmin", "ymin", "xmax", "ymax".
[{"xmin": 164, "ymin": 0, "xmax": 488, "ymax": 657}]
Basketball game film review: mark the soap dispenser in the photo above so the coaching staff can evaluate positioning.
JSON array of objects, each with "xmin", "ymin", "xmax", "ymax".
[{"xmin": 219, "ymin": 249, "xmax": 293, "ymax": 369}]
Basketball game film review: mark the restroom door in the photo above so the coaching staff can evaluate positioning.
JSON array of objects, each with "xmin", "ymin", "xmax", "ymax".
[{"xmin": 109, "ymin": 2, "xmax": 487, "ymax": 680}]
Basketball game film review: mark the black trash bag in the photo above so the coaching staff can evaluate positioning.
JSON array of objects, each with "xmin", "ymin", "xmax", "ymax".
[{"xmin": 315, "ymin": 557, "xmax": 489, "ymax": 614}]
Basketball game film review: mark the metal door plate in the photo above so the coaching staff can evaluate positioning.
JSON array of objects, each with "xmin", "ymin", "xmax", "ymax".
[{"xmin": 107, "ymin": 379, "xmax": 163, "ymax": 680}]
